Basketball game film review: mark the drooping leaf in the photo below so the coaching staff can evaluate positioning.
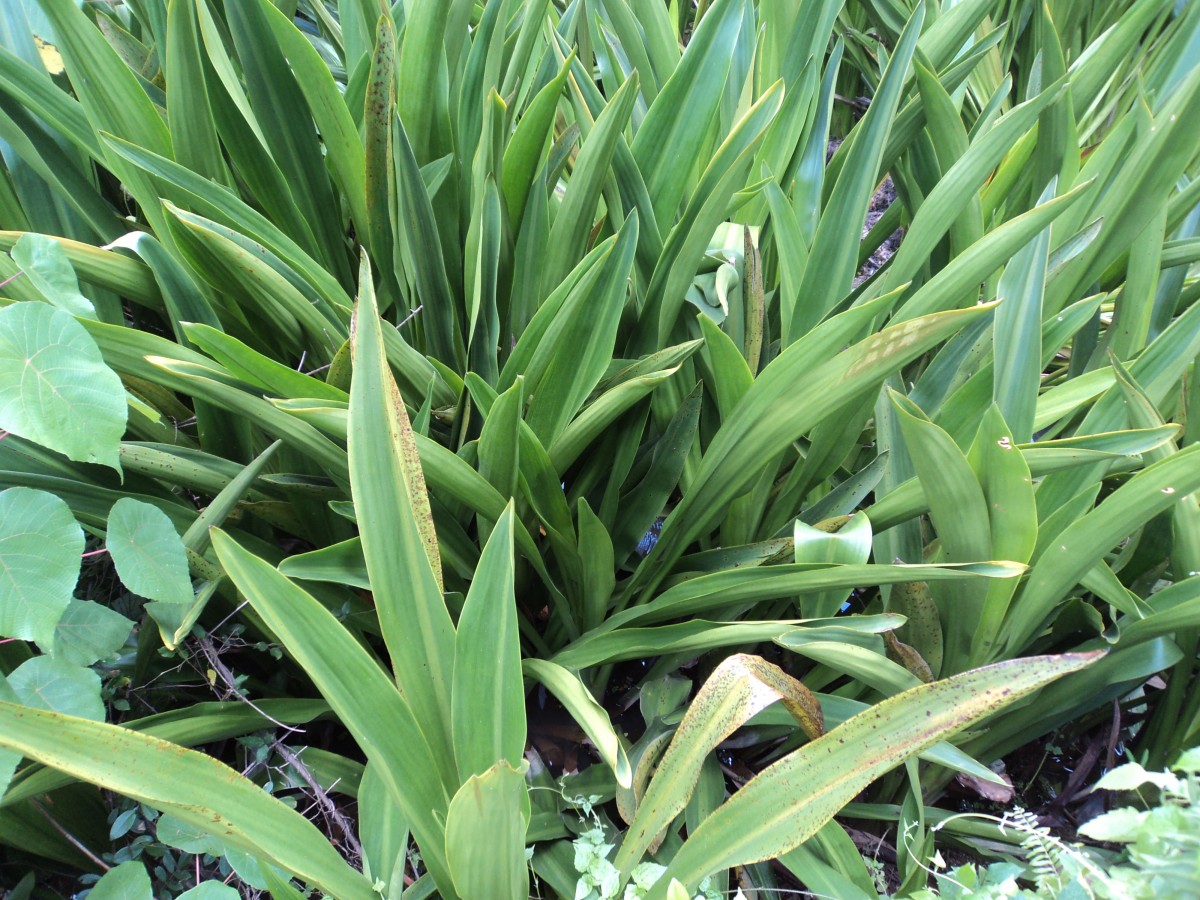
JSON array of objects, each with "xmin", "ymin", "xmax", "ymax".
[
  {"xmin": 0, "ymin": 703, "xmax": 377, "ymax": 900},
  {"xmin": 648, "ymin": 653, "xmax": 1101, "ymax": 895},
  {"xmin": 616, "ymin": 654, "xmax": 822, "ymax": 876},
  {"xmin": 9, "ymin": 232, "xmax": 95, "ymax": 318}
]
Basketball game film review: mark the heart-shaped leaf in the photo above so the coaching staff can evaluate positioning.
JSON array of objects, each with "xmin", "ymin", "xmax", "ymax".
[
  {"xmin": 8, "ymin": 655, "xmax": 104, "ymax": 721},
  {"xmin": 44, "ymin": 598, "xmax": 134, "ymax": 665},
  {"xmin": 106, "ymin": 498, "xmax": 193, "ymax": 605},
  {"xmin": 0, "ymin": 302, "xmax": 126, "ymax": 468},
  {"xmin": 0, "ymin": 486, "xmax": 82, "ymax": 648}
]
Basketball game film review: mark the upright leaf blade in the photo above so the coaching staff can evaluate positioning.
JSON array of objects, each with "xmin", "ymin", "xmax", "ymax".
[
  {"xmin": 348, "ymin": 255, "xmax": 455, "ymax": 763},
  {"xmin": 444, "ymin": 761, "xmax": 531, "ymax": 900},
  {"xmin": 209, "ymin": 530, "xmax": 456, "ymax": 894},
  {"xmin": 452, "ymin": 505, "xmax": 525, "ymax": 780}
]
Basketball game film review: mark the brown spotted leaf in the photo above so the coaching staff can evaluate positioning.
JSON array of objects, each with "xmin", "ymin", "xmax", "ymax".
[
  {"xmin": 348, "ymin": 253, "xmax": 455, "ymax": 766},
  {"xmin": 614, "ymin": 654, "xmax": 822, "ymax": 876},
  {"xmin": 648, "ymin": 652, "xmax": 1101, "ymax": 897}
]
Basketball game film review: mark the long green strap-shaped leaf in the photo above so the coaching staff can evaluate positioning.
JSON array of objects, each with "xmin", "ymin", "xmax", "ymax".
[
  {"xmin": 630, "ymin": 0, "xmax": 744, "ymax": 227},
  {"xmin": 528, "ymin": 213, "xmax": 639, "ymax": 446},
  {"xmin": 209, "ymin": 529, "xmax": 457, "ymax": 896},
  {"xmin": 392, "ymin": 114, "xmax": 465, "ymax": 368},
  {"xmin": 869, "ymin": 78, "xmax": 1066, "ymax": 304},
  {"xmin": 960, "ymin": 407, "xmax": 1037, "ymax": 666},
  {"xmin": 452, "ymin": 505, "xmax": 526, "ymax": 781},
  {"xmin": 38, "ymin": 0, "xmax": 171, "ymax": 160},
  {"xmin": 363, "ymin": 11, "xmax": 397, "ymax": 303},
  {"xmin": 787, "ymin": 5, "xmax": 922, "ymax": 342},
  {"xmin": 0, "ymin": 703, "xmax": 375, "ymax": 900},
  {"xmin": 165, "ymin": 0, "xmax": 232, "ymax": 188},
  {"xmin": 646, "ymin": 652, "xmax": 1101, "ymax": 896},
  {"xmin": 255, "ymin": 0, "xmax": 369, "ymax": 236},
  {"xmin": 642, "ymin": 79, "xmax": 783, "ymax": 348},
  {"xmin": 349, "ymin": 254, "xmax": 455, "ymax": 764},
  {"xmin": 396, "ymin": 0, "xmax": 449, "ymax": 163},
  {"xmin": 634, "ymin": 300, "xmax": 993, "ymax": 601},
  {"xmin": 523, "ymin": 659, "xmax": 632, "ymax": 788},
  {"xmin": 542, "ymin": 74, "xmax": 639, "ymax": 295},
  {"xmin": 502, "ymin": 50, "xmax": 573, "ymax": 226},
  {"xmin": 0, "ymin": 232, "xmax": 159, "ymax": 308},
  {"xmin": 223, "ymin": 0, "xmax": 350, "ymax": 277},
  {"xmin": 993, "ymin": 178, "xmax": 1054, "ymax": 444},
  {"xmin": 2, "ymin": 699, "xmax": 329, "ymax": 808},
  {"xmin": 1002, "ymin": 444, "xmax": 1200, "ymax": 655},
  {"xmin": 891, "ymin": 391, "xmax": 991, "ymax": 672}
]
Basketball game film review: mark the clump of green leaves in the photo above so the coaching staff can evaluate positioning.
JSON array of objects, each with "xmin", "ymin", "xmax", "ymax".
[
  {"xmin": 1078, "ymin": 749, "xmax": 1200, "ymax": 898},
  {"xmin": 1, "ymin": 0, "xmax": 1198, "ymax": 895},
  {"xmin": 906, "ymin": 750, "xmax": 1200, "ymax": 899},
  {"xmin": 572, "ymin": 826, "xmax": 724, "ymax": 900}
]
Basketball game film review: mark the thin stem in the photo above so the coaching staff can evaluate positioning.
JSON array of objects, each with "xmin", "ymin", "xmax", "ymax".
[{"xmin": 32, "ymin": 800, "xmax": 111, "ymax": 872}]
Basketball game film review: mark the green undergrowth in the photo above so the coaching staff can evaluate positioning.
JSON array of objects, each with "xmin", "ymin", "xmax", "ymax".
[{"xmin": 0, "ymin": 0, "xmax": 1198, "ymax": 896}]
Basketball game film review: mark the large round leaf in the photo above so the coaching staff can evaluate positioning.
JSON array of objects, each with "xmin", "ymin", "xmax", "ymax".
[
  {"xmin": 0, "ymin": 301, "xmax": 126, "ymax": 468},
  {"xmin": 0, "ymin": 486, "xmax": 82, "ymax": 648},
  {"xmin": 8, "ymin": 656, "xmax": 104, "ymax": 721},
  {"xmin": 106, "ymin": 498, "xmax": 193, "ymax": 605}
]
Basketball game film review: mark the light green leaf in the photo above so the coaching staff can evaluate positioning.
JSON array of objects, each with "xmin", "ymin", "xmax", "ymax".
[
  {"xmin": 106, "ymin": 498, "xmax": 193, "ymax": 605},
  {"xmin": 523, "ymin": 659, "xmax": 632, "ymax": 789},
  {"xmin": 359, "ymin": 762, "xmax": 408, "ymax": 900},
  {"xmin": 9, "ymin": 233, "xmax": 95, "ymax": 318},
  {"xmin": 0, "ymin": 302, "xmax": 126, "ymax": 469},
  {"xmin": 0, "ymin": 677, "xmax": 17, "ymax": 798},
  {"xmin": 635, "ymin": 299, "xmax": 990, "ymax": 599},
  {"xmin": 8, "ymin": 656, "xmax": 103, "ymax": 721},
  {"xmin": 649, "ymin": 653, "xmax": 1100, "ymax": 896},
  {"xmin": 993, "ymin": 179, "xmax": 1054, "ymax": 444},
  {"xmin": 1077, "ymin": 807, "xmax": 1149, "ymax": 843},
  {"xmin": 44, "ymin": 598, "xmax": 133, "ymax": 666},
  {"xmin": 349, "ymin": 254, "xmax": 455, "ymax": 770},
  {"xmin": 452, "ymin": 505, "xmax": 525, "ymax": 780},
  {"xmin": 156, "ymin": 812, "xmax": 226, "ymax": 855},
  {"xmin": 793, "ymin": 513, "xmax": 872, "ymax": 619},
  {"xmin": 86, "ymin": 861, "xmax": 153, "ymax": 900},
  {"xmin": 631, "ymin": 0, "xmax": 744, "ymax": 227},
  {"xmin": 616, "ymin": 654, "xmax": 822, "ymax": 877},
  {"xmin": 444, "ymin": 761, "xmax": 531, "ymax": 900},
  {"xmin": 209, "ymin": 529, "xmax": 455, "ymax": 894},
  {"xmin": 0, "ymin": 486, "xmax": 82, "ymax": 648},
  {"xmin": 0, "ymin": 702, "xmax": 376, "ymax": 899},
  {"xmin": 177, "ymin": 883, "xmax": 240, "ymax": 900}
]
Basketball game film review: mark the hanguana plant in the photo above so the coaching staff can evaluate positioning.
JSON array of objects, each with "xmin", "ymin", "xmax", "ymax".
[{"xmin": 0, "ymin": 0, "xmax": 1197, "ymax": 896}]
